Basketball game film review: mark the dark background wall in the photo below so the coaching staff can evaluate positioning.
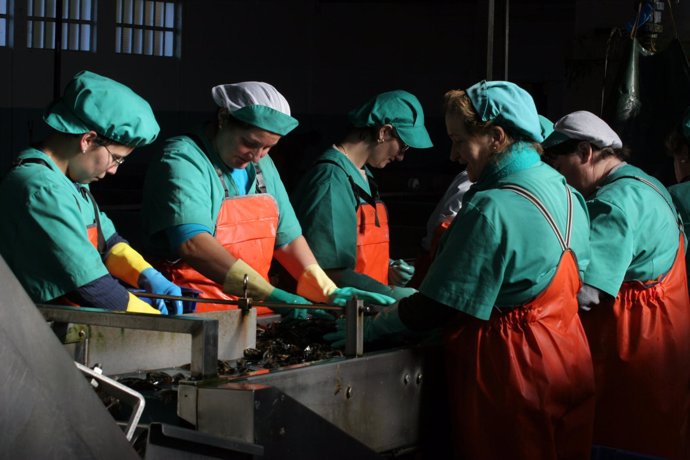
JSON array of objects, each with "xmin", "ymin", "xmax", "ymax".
[{"xmin": 1, "ymin": 0, "xmax": 689, "ymax": 259}]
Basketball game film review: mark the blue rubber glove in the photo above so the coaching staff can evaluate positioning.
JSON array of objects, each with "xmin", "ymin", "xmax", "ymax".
[
  {"xmin": 324, "ymin": 305, "xmax": 407, "ymax": 348},
  {"xmin": 138, "ymin": 268, "xmax": 183, "ymax": 315},
  {"xmin": 388, "ymin": 259, "xmax": 415, "ymax": 287},
  {"xmin": 267, "ymin": 288, "xmax": 334, "ymax": 320},
  {"xmin": 328, "ymin": 287, "xmax": 396, "ymax": 307}
]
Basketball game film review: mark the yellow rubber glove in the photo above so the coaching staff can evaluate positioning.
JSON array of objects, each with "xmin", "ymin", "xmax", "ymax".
[
  {"xmin": 223, "ymin": 259, "xmax": 275, "ymax": 299},
  {"xmin": 295, "ymin": 264, "xmax": 337, "ymax": 304},
  {"xmin": 105, "ymin": 242, "xmax": 152, "ymax": 288},
  {"xmin": 126, "ymin": 292, "xmax": 161, "ymax": 315}
]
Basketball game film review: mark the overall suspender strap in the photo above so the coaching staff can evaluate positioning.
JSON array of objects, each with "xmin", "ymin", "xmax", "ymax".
[
  {"xmin": 315, "ymin": 159, "xmax": 382, "ymax": 227},
  {"xmin": 186, "ymin": 133, "xmax": 266, "ymax": 197},
  {"xmin": 613, "ymin": 175, "xmax": 684, "ymax": 232},
  {"xmin": 500, "ymin": 183, "xmax": 573, "ymax": 250},
  {"xmin": 82, "ymin": 188, "xmax": 107, "ymax": 256},
  {"xmin": 14, "ymin": 157, "xmax": 107, "ymax": 256},
  {"xmin": 253, "ymin": 161, "xmax": 267, "ymax": 194}
]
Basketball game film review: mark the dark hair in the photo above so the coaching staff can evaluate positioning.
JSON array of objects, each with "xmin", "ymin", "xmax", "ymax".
[
  {"xmin": 665, "ymin": 125, "xmax": 688, "ymax": 157},
  {"xmin": 544, "ymin": 138, "xmax": 631, "ymax": 161}
]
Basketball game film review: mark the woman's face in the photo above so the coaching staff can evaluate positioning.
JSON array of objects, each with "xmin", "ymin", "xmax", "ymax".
[
  {"xmin": 69, "ymin": 133, "xmax": 133, "ymax": 183},
  {"xmin": 543, "ymin": 143, "xmax": 597, "ymax": 197},
  {"xmin": 216, "ymin": 121, "xmax": 281, "ymax": 169},
  {"xmin": 445, "ymin": 112, "xmax": 493, "ymax": 182},
  {"xmin": 366, "ymin": 133, "xmax": 407, "ymax": 169}
]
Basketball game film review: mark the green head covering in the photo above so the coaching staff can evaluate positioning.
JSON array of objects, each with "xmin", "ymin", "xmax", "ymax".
[
  {"xmin": 347, "ymin": 90, "xmax": 433, "ymax": 149},
  {"xmin": 538, "ymin": 115, "xmax": 554, "ymax": 140},
  {"xmin": 212, "ymin": 82, "xmax": 298, "ymax": 136},
  {"xmin": 466, "ymin": 80, "xmax": 543, "ymax": 142},
  {"xmin": 43, "ymin": 70, "xmax": 160, "ymax": 147},
  {"xmin": 682, "ymin": 106, "xmax": 690, "ymax": 141}
]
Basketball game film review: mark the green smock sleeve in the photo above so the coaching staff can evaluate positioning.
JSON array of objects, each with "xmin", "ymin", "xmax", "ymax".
[
  {"xmin": 143, "ymin": 136, "xmax": 225, "ymax": 240},
  {"xmin": 292, "ymin": 160, "xmax": 359, "ymax": 269},
  {"xmin": 583, "ymin": 199, "xmax": 633, "ymax": 296},
  {"xmin": 420, "ymin": 199, "xmax": 506, "ymax": 320},
  {"xmin": 22, "ymin": 184, "xmax": 111, "ymax": 301}
]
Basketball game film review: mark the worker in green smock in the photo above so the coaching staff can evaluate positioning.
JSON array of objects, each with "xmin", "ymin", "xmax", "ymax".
[
  {"xmin": 0, "ymin": 70, "xmax": 182, "ymax": 315},
  {"xmin": 542, "ymin": 110, "xmax": 690, "ymax": 459},
  {"xmin": 327, "ymin": 81, "xmax": 596, "ymax": 460},
  {"xmin": 142, "ymin": 81, "xmax": 394, "ymax": 317},
  {"xmin": 666, "ymin": 106, "xmax": 690, "ymax": 272},
  {"xmin": 291, "ymin": 90, "xmax": 433, "ymax": 300}
]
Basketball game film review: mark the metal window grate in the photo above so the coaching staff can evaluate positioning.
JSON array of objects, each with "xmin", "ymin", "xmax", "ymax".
[
  {"xmin": 27, "ymin": 0, "xmax": 96, "ymax": 51},
  {"xmin": 115, "ymin": 0, "xmax": 177, "ymax": 57},
  {"xmin": 0, "ymin": 0, "xmax": 10, "ymax": 47}
]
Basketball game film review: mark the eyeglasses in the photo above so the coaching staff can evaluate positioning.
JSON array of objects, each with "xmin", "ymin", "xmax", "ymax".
[
  {"xmin": 393, "ymin": 131, "xmax": 410, "ymax": 154},
  {"xmin": 102, "ymin": 144, "xmax": 126, "ymax": 166}
]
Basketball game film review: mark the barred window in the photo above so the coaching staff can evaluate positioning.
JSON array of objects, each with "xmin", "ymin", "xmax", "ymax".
[
  {"xmin": 115, "ymin": 0, "xmax": 178, "ymax": 57},
  {"xmin": 0, "ymin": 0, "xmax": 9, "ymax": 47},
  {"xmin": 27, "ymin": 0, "xmax": 96, "ymax": 51}
]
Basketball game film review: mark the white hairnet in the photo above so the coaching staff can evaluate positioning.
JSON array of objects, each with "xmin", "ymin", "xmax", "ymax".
[{"xmin": 211, "ymin": 81, "xmax": 292, "ymax": 116}]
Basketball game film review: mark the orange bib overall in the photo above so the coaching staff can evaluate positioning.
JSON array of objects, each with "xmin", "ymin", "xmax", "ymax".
[
  {"xmin": 581, "ymin": 177, "xmax": 690, "ymax": 459},
  {"xmin": 316, "ymin": 159, "xmax": 390, "ymax": 285},
  {"xmin": 160, "ymin": 161, "xmax": 279, "ymax": 315},
  {"xmin": 444, "ymin": 184, "xmax": 595, "ymax": 460}
]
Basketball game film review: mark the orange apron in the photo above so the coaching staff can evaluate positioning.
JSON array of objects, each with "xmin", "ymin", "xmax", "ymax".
[
  {"xmin": 409, "ymin": 216, "xmax": 453, "ymax": 288},
  {"xmin": 354, "ymin": 200, "xmax": 390, "ymax": 285},
  {"xmin": 581, "ymin": 179, "xmax": 690, "ymax": 459},
  {"xmin": 445, "ymin": 184, "xmax": 595, "ymax": 460},
  {"xmin": 160, "ymin": 162, "xmax": 278, "ymax": 315},
  {"xmin": 315, "ymin": 159, "xmax": 390, "ymax": 285}
]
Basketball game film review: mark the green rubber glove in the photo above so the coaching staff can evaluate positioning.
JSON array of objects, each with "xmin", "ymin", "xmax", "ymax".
[
  {"xmin": 388, "ymin": 259, "xmax": 415, "ymax": 287},
  {"xmin": 328, "ymin": 287, "xmax": 396, "ymax": 307},
  {"xmin": 267, "ymin": 288, "xmax": 334, "ymax": 320},
  {"xmin": 324, "ymin": 305, "xmax": 407, "ymax": 348},
  {"xmin": 388, "ymin": 286, "xmax": 418, "ymax": 301}
]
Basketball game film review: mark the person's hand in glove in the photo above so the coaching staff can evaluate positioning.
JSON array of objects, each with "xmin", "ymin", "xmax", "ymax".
[
  {"xmin": 138, "ymin": 267, "xmax": 183, "ymax": 315},
  {"xmin": 388, "ymin": 259, "xmax": 415, "ymax": 287},
  {"xmin": 577, "ymin": 284, "xmax": 602, "ymax": 312},
  {"xmin": 266, "ymin": 288, "xmax": 334, "ymax": 320},
  {"xmin": 223, "ymin": 260, "xmax": 333, "ymax": 320},
  {"xmin": 324, "ymin": 305, "xmax": 407, "ymax": 348},
  {"xmin": 105, "ymin": 242, "xmax": 182, "ymax": 315},
  {"xmin": 296, "ymin": 264, "xmax": 395, "ymax": 306},
  {"xmin": 389, "ymin": 286, "xmax": 418, "ymax": 301},
  {"xmin": 328, "ymin": 287, "xmax": 396, "ymax": 307}
]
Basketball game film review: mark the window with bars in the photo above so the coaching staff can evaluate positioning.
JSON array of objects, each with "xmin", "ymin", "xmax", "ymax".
[
  {"xmin": 0, "ymin": 0, "xmax": 8, "ymax": 47},
  {"xmin": 27, "ymin": 0, "xmax": 96, "ymax": 51},
  {"xmin": 115, "ymin": 0, "xmax": 177, "ymax": 57}
]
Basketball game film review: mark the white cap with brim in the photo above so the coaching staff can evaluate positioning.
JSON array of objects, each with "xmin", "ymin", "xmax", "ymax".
[
  {"xmin": 212, "ymin": 81, "xmax": 299, "ymax": 136},
  {"xmin": 542, "ymin": 110, "xmax": 622, "ymax": 149}
]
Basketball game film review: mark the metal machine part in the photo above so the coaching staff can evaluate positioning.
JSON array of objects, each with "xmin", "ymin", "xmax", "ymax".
[
  {"xmin": 60, "ymin": 309, "xmax": 256, "ymax": 377},
  {"xmin": 0, "ymin": 256, "xmax": 138, "ymax": 459},
  {"xmin": 40, "ymin": 304, "xmax": 220, "ymax": 379},
  {"xmin": 145, "ymin": 423, "xmax": 264, "ymax": 459},
  {"xmin": 76, "ymin": 362, "xmax": 146, "ymax": 442},
  {"xmin": 178, "ymin": 344, "xmax": 450, "ymax": 458}
]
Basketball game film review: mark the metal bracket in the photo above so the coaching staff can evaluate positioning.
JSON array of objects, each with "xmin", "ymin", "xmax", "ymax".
[
  {"xmin": 39, "ymin": 305, "xmax": 219, "ymax": 380},
  {"xmin": 344, "ymin": 296, "xmax": 365, "ymax": 357},
  {"xmin": 237, "ymin": 273, "xmax": 252, "ymax": 315},
  {"xmin": 75, "ymin": 362, "xmax": 145, "ymax": 443}
]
